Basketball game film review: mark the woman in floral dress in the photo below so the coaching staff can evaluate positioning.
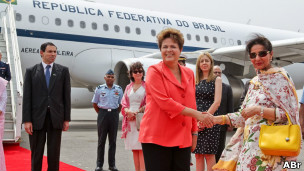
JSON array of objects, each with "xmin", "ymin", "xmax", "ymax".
[{"xmin": 212, "ymin": 35, "xmax": 301, "ymax": 171}]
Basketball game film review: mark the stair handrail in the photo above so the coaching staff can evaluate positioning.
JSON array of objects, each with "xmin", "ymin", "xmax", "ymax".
[
  {"xmin": 7, "ymin": 3, "xmax": 23, "ymax": 97},
  {"xmin": 1, "ymin": 3, "xmax": 23, "ymax": 141}
]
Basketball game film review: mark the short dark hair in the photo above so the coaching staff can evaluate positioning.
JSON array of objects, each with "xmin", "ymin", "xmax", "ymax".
[
  {"xmin": 157, "ymin": 28, "xmax": 184, "ymax": 50},
  {"xmin": 40, "ymin": 42, "xmax": 57, "ymax": 52},
  {"xmin": 129, "ymin": 62, "xmax": 145, "ymax": 82},
  {"xmin": 246, "ymin": 34, "xmax": 272, "ymax": 54}
]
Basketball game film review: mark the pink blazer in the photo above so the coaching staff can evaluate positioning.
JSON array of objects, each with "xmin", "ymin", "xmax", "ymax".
[{"xmin": 139, "ymin": 62, "xmax": 198, "ymax": 148}]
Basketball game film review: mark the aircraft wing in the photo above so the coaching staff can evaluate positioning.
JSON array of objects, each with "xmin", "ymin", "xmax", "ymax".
[{"xmin": 183, "ymin": 37, "xmax": 304, "ymax": 78}]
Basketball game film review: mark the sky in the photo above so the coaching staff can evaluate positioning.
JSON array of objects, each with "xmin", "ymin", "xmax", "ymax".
[{"xmin": 84, "ymin": 0, "xmax": 304, "ymax": 33}]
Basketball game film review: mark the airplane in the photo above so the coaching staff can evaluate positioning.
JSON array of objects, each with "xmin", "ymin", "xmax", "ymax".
[{"xmin": 0, "ymin": 0, "xmax": 304, "ymax": 110}]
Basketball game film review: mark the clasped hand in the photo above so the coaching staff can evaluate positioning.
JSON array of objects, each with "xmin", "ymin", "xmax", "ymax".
[
  {"xmin": 241, "ymin": 106, "xmax": 259, "ymax": 120},
  {"xmin": 197, "ymin": 112, "xmax": 214, "ymax": 129},
  {"xmin": 126, "ymin": 110, "xmax": 137, "ymax": 121}
]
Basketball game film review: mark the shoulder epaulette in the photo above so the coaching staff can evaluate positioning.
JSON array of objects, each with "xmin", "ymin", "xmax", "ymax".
[{"xmin": 97, "ymin": 85, "xmax": 105, "ymax": 89}]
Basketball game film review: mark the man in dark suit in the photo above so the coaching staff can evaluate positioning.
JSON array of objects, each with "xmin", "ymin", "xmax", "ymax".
[
  {"xmin": 213, "ymin": 66, "xmax": 234, "ymax": 162},
  {"xmin": 22, "ymin": 42, "xmax": 71, "ymax": 171},
  {"xmin": 0, "ymin": 51, "xmax": 11, "ymax": 81}
]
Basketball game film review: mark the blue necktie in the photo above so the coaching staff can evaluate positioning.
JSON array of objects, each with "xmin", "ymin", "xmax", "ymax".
[{"xmin": 45, "ymin": 65, "xmax": 51, "ymax": 88}]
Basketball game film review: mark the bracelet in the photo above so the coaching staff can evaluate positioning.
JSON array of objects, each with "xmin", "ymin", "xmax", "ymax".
[
  {"xmin": 221, "ymin": 115, "xmax": 226, "ymax": 125},
  {"xmin": 260, "ymin": 106, "xmax": 264, "ymax": 117},
  {"xmin": 192, "ymin": 133, "xmax": 198, "ymax": 136}
]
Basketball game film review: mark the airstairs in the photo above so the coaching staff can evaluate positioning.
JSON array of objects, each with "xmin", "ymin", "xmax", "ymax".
[{"xmin": 1, "ymin": 3, "xmax": 23, "ymax": 142}]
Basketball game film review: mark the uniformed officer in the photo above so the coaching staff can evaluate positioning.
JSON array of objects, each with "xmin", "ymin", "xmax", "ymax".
[
  {"xmin": 92, "ymin": 69, "xmax": 123, "ymax": 171},
  {"xmin": 178, "ymin": 54, "xmax": 187, "ymax": 66},
  {"xmin": 0, "ymin": 52, "xmax": 11, "ymax": 81}
]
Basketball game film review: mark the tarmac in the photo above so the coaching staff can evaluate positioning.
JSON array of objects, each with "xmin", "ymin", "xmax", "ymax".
[{"xmin": 19, "ymin": 108, "xmax": 304, "ymax": 171}]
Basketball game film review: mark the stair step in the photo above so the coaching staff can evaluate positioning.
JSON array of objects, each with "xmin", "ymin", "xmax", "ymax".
[
  {"xmin": 0, "ymin": 41, "xmax": 5, "ymax": 46},
  {"xmin": 3, "ymin": 129, "xmax": 15, "ymax": 140},
  {"xmin": 6, "ymin": 104, "xmax": 12, "ymax": 112},
  {"xmin": 6, "ymin": 96, "xmax": 11, "ymax": 103},
  {"xmin": 0, "ymin": 46, "xmax": 6, "ymax": 52},
  {"xmin": 4, "ymin": 120, "xmax": 14, "ymax": 129},
  {"xmin": 5, "ymin": 112, "xmax": 13, "ymax": 120}
]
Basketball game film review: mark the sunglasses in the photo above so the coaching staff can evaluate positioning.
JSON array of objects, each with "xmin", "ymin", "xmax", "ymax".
[
  {"xmin": 214, "ymin": 72, "xmax": 221, "ymax": 74},
  {"xmin": 249, "ymin": 51, "xmax": 270, "ymax": 59},
  {"xmin": 133, "ymin": 70, "xmax": 143, "ymax": 74}
]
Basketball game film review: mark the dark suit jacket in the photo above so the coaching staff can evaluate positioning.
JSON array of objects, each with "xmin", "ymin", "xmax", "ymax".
[
  {"xmin": 218, "ymin": 83, "xmax": 234, "ymax": 131},
  {"xmin": 0, "ymin": 61, "xmax": 11, "ymax": 81},
  {"xmin": 22, "ymin": 63, "xmax": 71, "ymax": 130}
]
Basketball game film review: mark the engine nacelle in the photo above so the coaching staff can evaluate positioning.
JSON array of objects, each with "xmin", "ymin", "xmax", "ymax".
[
  {"xmin": 114, "ymin": 57, "xmax": 161, "ymax": 91},
  {"xmin": 71, "ymin": 87, "xmax": 95, "ymax": 108}
]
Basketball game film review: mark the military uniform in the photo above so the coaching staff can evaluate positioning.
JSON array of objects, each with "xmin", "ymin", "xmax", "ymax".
[
  {"xmin": 92, "ymin": 83, "xmax": 123, "ymax": 170},
  {"xmin": 0, "ymin": 61, "xmax": 11, "ymax": 81}
]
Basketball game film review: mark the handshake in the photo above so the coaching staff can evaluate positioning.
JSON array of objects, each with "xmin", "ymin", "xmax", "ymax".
[{"xmin": 197, "ymin": 112, "xmax": 227, "ymax": 130}]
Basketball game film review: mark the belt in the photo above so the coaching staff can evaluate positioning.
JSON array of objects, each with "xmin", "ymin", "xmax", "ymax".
[{"xmin": 100, "ymin": 108, "xmax": 117, "ymax": 112}]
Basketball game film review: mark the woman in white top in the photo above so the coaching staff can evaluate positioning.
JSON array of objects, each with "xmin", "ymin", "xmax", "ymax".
[
  {"xmin": 121, "ymin": 62, "xmax": 146, "ymax": 171},
  {"xmin": 0, "ymin": 77, "xmax": 8, "ymax": 171}
]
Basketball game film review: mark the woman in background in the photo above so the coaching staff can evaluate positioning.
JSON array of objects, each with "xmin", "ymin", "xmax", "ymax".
[
  {"xmin": 121, "ymin": 62, "xmax": 146, "ymax": 171},
  {"xmin": 0, "ymin": 77, "xmax": 8, "ymax": 171},
  {"xmin": 193, "ymin": 53, "xmax": 222, "ymax": 171}
]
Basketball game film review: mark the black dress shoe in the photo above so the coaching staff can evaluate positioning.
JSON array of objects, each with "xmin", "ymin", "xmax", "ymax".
[
  {"xmin": 95, "ymin": 166, "xmax": 103, "ymax": 171},
  {"xmin": 109, "ymin": 166, "xmax": 119, "ymax": 171}
]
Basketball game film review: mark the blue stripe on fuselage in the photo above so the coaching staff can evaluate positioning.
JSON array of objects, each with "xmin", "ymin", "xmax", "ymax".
[{"xmin": 15, "ymin": 29, "xmax": 206, "ymax": 52}]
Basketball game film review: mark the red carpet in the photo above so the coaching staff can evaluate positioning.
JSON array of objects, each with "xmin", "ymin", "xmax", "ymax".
[{"xmin": 4, "ymin": 145, "xmax": 85, "ymax": 171}]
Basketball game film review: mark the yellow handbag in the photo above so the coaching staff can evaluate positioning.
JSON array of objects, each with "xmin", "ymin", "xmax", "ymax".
[{"xmin": 259, "ymin": 112, "xmax": 301, "ymax": 156}]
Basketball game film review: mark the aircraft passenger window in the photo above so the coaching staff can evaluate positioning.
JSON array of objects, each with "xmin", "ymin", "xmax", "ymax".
[
  {"xmin": 237, "ymin": 40, "xmax": 242, "ymax": 45},
  {"xmin": 55, "ymin": 18, "xmax": 61, "ymax": 26},
  {"xmin": 92, "ymin": 22, "xmax": 97, "ymax": 30},
  {"xmin": 80, "ymin": 21, "xmax": 86, "ymax": 29},
  {"xmin": 196, "ymin": 35, "xmax": 200, "ymax": 41},
  {"xmin": 221, "ymin": 38, "xmax": 226, "ymax": 45},
  {"xmin": 68, "ymin": 20, "xmax": 74, "ymax": 27},
  {"xmin": 213, "ymin": 37, "xmax": 218, "ymax": 43},
  {"xmin": 204, "ymin": 36, "xmax": 209, "ymax": 42},
  {"xmin": 187, "ymin": 34, "xmax": 191, "ymax": 40},
  {"xmin": 15, "ymin": 13, "xmax": 22, "ymax": 21},
  {"xmin": 114, "ymin": 25, "xmax": 120, "ymax": 32},
  {"xmin": 103, "ymin": 24, "xmax": 109, "ymax": 31},
  {"xmin": 151, "ymin": 29, "xmax": 156, "ymax": 37},
  {"xmin": 42, "ymin": 16, "xmax": 49, "ymax": 25},
  {"xmin": 136, "ymin": 28, "xmax": 141, "ymax": 35},
  {"xmin": 125, "ymin": 26, "xmax": 131, "ymax": 34},
  {"xmin": 229, "ymin": 39, "xmax": 234, "ymax": 45},
  {"xmin": 29, "ymin": 15, "xmax": 35, "ymax": 23}
]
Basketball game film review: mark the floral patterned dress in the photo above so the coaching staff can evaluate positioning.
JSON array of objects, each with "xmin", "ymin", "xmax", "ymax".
[{"xmin": 213, "ymin": 68, "xmax": 301, "ymax": 171}]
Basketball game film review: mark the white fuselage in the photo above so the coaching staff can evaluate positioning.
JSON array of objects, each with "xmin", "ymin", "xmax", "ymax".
[{"xmin": 0, "ymin": 0, "xmax": 303, "ymax": 107}]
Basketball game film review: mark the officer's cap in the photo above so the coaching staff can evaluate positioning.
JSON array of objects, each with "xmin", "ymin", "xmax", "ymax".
[
  {"xmin": 178, "ymin": 54, "xmax": 187, "ymax": 61},
  {"xmin": 106, "ymin": 69, "xmax": 114, "ymax": 75}
]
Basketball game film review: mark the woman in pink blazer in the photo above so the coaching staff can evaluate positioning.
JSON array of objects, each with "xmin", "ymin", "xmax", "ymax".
[{"xmin": 138, "ymin": 28, "xmax": 214, "ymax": 171}]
